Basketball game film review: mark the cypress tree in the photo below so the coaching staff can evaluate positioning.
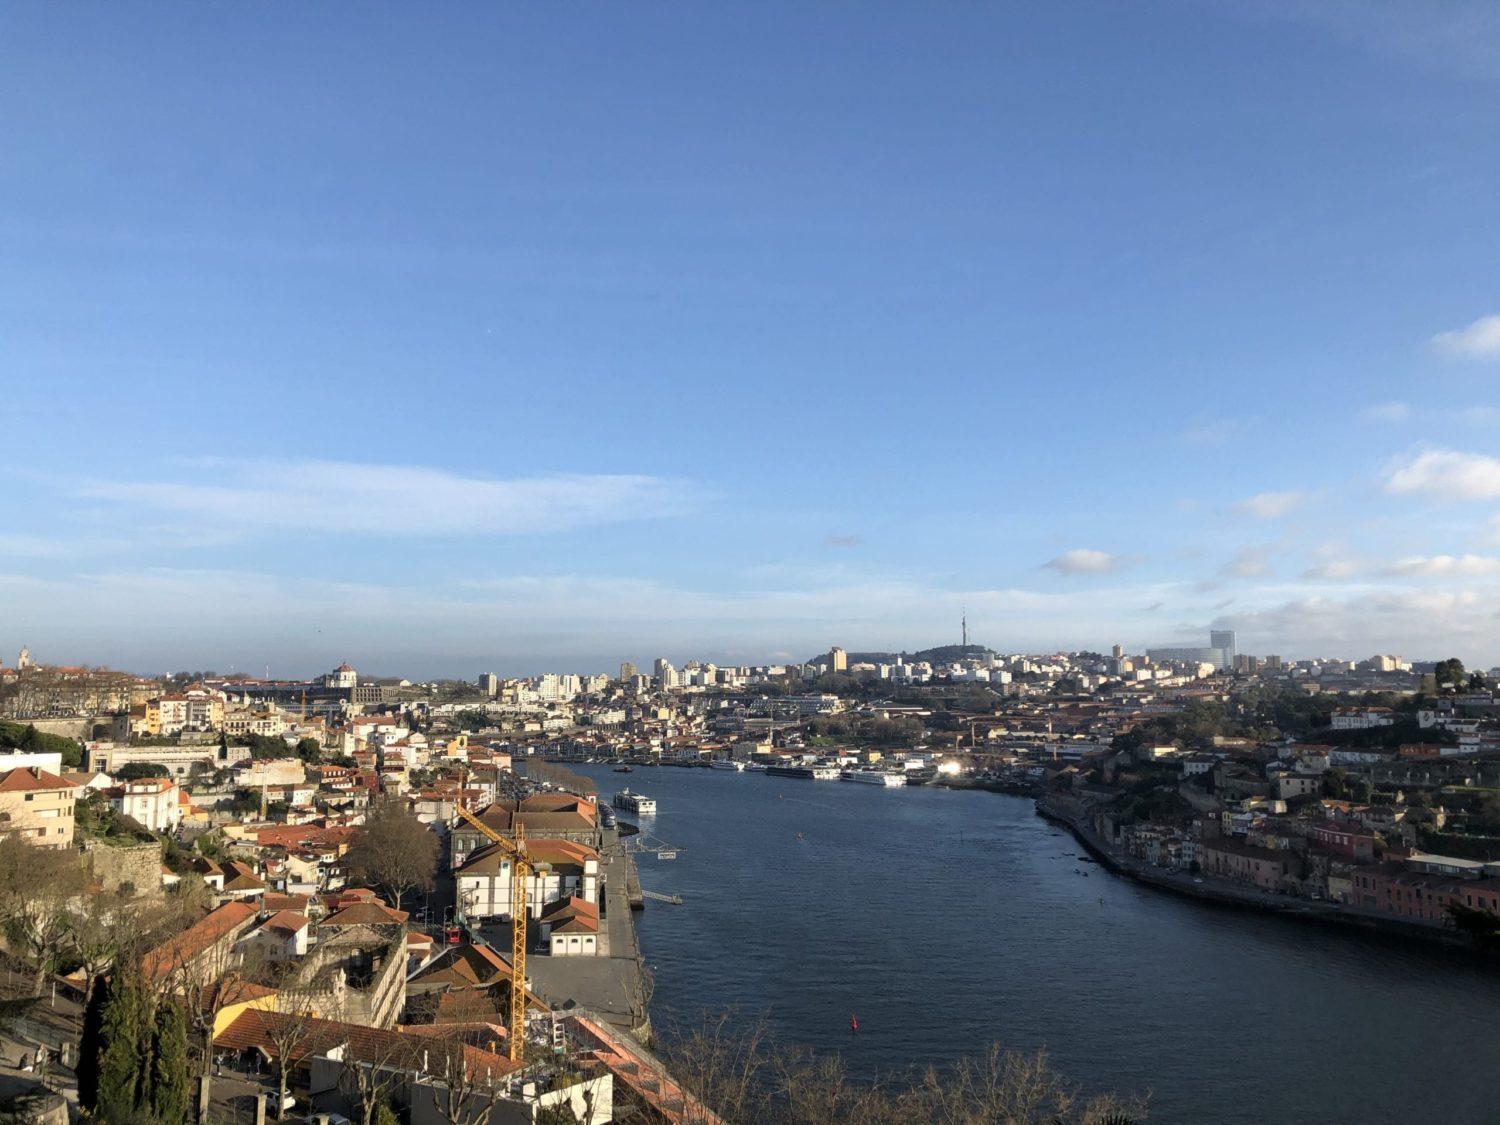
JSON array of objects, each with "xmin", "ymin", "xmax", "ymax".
[
  {"xmin": 95, "ymin": 968, "xmax": 145, "ymax": 1120},
  {"xmin": 77, "ymin": 974, "xmax": 109, "ymax": 1112},
  {"xmin": 149, "ymin": 998, "xmax": 191, "ymax": 1124}
]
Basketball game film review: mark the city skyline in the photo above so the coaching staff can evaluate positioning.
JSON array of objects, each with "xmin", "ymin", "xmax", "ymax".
[{"xmin": 6, "ymin": 2, "xmax": 1500, "ymax": 672}]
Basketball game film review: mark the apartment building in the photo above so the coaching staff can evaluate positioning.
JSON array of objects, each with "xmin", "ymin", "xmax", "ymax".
[{"xmin": 0, "ymin": 766, "xmax": 77, "ymax": 848}]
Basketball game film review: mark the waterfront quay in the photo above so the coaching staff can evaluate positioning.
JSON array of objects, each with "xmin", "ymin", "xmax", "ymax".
[{"xmin": 508, "ymin": 842, "xmax": 652, "ymax": 1038}]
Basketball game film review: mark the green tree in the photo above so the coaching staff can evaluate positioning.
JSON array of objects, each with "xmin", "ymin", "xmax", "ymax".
[
  {"xmin": 117, "ymin": 762, "xmax": 171, "ymax": 780},
  {"xmin": 77, "ymin": 975, "xmax": 108, "ymax": 1112},
  {"xmin": 1435, "ymin": 657, "xmax": 1466, "ymax": 691},
  {"xmin": 296, "ymin": 737, "xmax": 323, "ymax": 763},
  {"xmin": 95, "ymin": 966, "xmax": 147, "ymax": 1120},
  {"xmin": 149, "ymin": 999, "xmax": 191, "ymax": 1124}
]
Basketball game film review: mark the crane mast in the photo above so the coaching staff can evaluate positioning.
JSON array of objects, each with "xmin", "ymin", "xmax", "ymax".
[{"xmin": 453, "ymin": 799, "xmax": 531, "ymax": 1062}]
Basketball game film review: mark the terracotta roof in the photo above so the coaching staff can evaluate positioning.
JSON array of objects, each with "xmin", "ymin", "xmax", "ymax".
[
  {"xmin": 142, "ymin": 901, "xmax": 258, "ymax": 982},
  {"xmin": 263, "ymin": 892, "xmax": 312, "ymax": 914},
  {"xmin": 320, "ymin": 901, "xmax": 409, "ymax": 927},
  {"xmin": 221, "ymin": 860, "xmax": 266, "ymax": 893},
  {"xmin": 540, "ymin": 896, "xmax": 599, "ymax": 934},
  {"xmin": 215, "ymin": 1008, "xmax": 522, "ymax": 1080},
  {"xmin": 0, "ymin": 767, "xmax": 73, "ymax": 793},
  {"xmin": 260, "ymin": 910, "xmax": 310, "ymax": 935}
]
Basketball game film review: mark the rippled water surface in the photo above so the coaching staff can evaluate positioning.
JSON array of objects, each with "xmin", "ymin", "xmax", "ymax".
[{"xmin": 569, "ymin": 764, "xmax": 1500, "ymax": 1123}]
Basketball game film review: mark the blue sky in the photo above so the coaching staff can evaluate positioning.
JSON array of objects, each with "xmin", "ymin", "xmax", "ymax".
[{"xmin": 4, "ymin": 1, "xmax": 1500, "ymax": 677}]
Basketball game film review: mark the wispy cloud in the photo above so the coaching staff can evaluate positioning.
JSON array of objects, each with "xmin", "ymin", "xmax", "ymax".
[
  {"xmin": 824, "ymin": 534, "xmax": 863, "ymax": 548},
  {"xmin": 1221, "ymin": 544, "xmax": 1275, "ymax": 579},
  {"xmin": 1358, "ymin": 401, "xmax": 1411, "ymax": 424},
  {"xmin": 1233, "ymin": 490, "xmax": 1304, "ymax": 519},
  {"xmin": 77, "ymin": 459, "xmax": 699, "ymax": 537},
  {"xmin": 1385, "ymin": 553, "xmax": 1500, "ymax": 577},
  {"xmin": 1384, "ymin": 449, "xmax": 1500, "ymax": 501},
  {"xmin": 1042, "ymin": 549, "xmax": 1134, "ymax": 576},
  {"xmin": 1432, "ymin": 314, "xmax": 1500, "ymax": 361}
]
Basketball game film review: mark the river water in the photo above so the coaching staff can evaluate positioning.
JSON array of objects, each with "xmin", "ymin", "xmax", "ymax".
[{"xmin": 568, "ymin": 763, "xmax": 1500, "ymax": 1123}]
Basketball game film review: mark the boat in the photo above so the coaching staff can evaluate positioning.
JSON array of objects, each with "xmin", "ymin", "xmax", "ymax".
[
  {"xmin": 841, "ymin": 769, "xmax": 907, "ymax": 787},
  {"xmin": 612, "ymin": 789, "xmax": 657, "ymax": 816},
  {"xmin": 744, "ymin": 761, "xmax": 769, "ymax": 772},
  {"xmin": 613, "ymin": 765, "xmax": 634, "ymax": 773},
  {"xmin": 765, "ymin": 764, "xmax": 841, "ymax": 780},
  {"xmin": 708, "ymin": 759, "xmax": 746, "ymax": 772}
]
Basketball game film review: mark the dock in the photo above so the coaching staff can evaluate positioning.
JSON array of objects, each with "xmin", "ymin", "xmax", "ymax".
[{"xmin": 641, "ymin": 890, "xmax": 683, "ymax": 905}]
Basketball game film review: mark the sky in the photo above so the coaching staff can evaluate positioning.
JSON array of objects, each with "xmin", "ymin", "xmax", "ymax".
[{"xmin": 3, "ymin": 1, "xmax": 1500, "ymax": 677}]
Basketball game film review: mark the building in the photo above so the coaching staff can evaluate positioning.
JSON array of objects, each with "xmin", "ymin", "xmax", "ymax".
[
  {"xmin": 0, "ymin": 767, "xmax": 76, "ymax": 848},
  {"xmin": 829, "ymin": 647, "xmax": 848, "ymax": 673},
  {"xmin": 142, "ymin": 900, "xmax": 259, "ymax": 987},
  {"xmin": 478, "ymin": 672, "xmax": 500, "ymax": 698},
  {"xmin": 449, "ymin": 795, "xmax": 599, "ymax": 869},
  {"xmin": 324, "ymin": 663, "xmax": 359, "ymax": 690},
  {"xmin": 111, "ymin": 776, "xmax": 183, "ymax": 833},
  {"xmin": 1200, "ymin": 839, "xmax": 1294, "ymax": 891},
  {"xmin": 539, "ymin": 896, "xmax": 601, "ymax": 956},
  {"xmin": 456, "ymin": 838, "xmax": 600, "ymax": 921}
]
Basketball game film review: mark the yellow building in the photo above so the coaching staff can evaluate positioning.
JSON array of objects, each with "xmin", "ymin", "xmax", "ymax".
[{"xmin": 0, "ymin": 767, "xmax": 77, "ymax": 849}]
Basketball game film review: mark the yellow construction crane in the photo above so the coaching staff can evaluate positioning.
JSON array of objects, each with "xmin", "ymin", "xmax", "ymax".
[{"xmin": 452, "ymin": 799, "xmax": 530, "ymax": 1062}]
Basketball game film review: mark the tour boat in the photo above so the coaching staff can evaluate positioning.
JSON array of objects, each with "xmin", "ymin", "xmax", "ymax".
[
  {"xmin": 612, "ymin": 789, "xmax": 657, "ymax": 816},
  {"xmin": 709, "ymin": 759, "xmax": 746, "ymax": 772},
  {"xmin": 841, "ymin": 769, "xmax": 907, "ymax": 787}
]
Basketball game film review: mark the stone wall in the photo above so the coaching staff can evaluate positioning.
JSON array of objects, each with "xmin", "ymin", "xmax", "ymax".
[{"xmin": 80, "ymin": 839, "xmax": 164, "ymax": 899}]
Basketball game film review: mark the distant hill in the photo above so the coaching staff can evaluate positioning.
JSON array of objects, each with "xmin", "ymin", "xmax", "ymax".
[{"xmin": 807, "ymin": 644, "xmax": 993, "ymax": 667}]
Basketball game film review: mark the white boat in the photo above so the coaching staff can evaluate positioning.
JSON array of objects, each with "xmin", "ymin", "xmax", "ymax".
[
  {"xmin": 612, "ymin": 789, "xmax": 657, "ymax": 816},
  {"xmin": 810, "ymin": 766, "xmax": 840, "ymax": 781},
  {"xmin": 744, "ymin": 761, "xmax": 769, "ymax": 772},
  {"xmin": 842, "ymin": 769, "xmax": 907, "ymax": 787},
  {"xmin": 709, "ymin": 759, "xmax": 746, "ymax": 772}
]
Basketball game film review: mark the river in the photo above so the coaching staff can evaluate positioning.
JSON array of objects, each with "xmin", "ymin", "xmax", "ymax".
[{"xmin": 566, "ymin": 763, "xmax": 1500, "ymax": 1123}]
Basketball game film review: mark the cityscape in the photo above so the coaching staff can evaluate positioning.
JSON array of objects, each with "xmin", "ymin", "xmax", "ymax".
[
  {"xmin": 3, "ymin": 634, "xmax": 1500, "ymax": 1120},
  {"xmin": 6, "ymin": 2, "xmax": 1500, "ymax": 1123}
]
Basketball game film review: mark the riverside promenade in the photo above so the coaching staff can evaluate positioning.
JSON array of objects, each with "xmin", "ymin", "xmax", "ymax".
[
  {"xmin": 1035, "ymin": 797, "xmax": 1485, "ymax": 951},
  {"xmin": 522, "ymin": 846, "xmax": 652, "ymax": 1040}
]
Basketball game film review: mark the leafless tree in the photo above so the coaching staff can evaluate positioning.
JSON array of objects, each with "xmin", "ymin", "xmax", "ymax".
[
  {"xmin": 343, "ymin": 795, "xmax": 440, "ymax": 911},
  {"xmin": 262, "ymin": 988, "xmax": 319, "ymax": 1120},
  {"xmin": 0, "ymin": 834, "xmax": 87, "ymax": 993},
  {"xmin": 425, "ymin": 1035, "xmax": 503, "ymax": 1125},
  {"xmin": 336, "ymin": 1037, "xmax": 408, "ymax": 1125},
  {"xmin": 656, "ymin": 1014, "xmax": 1149, "ymax": 1125}
]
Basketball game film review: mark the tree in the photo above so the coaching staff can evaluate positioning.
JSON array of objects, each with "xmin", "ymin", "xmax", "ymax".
[
  {"xmin": 77, "ymin": 976, "xmax": 108, "ymax": 1112},
  {"xmin": 261, "ymin": 991, "xmax": 318, "ymax": 1120},
  {"xmin": 343, "ymin": 796, "xmax": 439, "ymax": 911},
  {"xmin": 1435, "ymin": 657, "xmax": 1466, "ymax": 691},
  {"xmin": 296, "ymin": 737, "xmax": 323, "ymax": 764},
  {"xmin": 149, "ymin": 998, "xmax": 192, "ymax": 1124},
  {"xmin": 117, "ymin": 762, "xmax": 171, "ymax": 780},
  {"xmin": 0, "ymin": 834, "xmax": 88, "ymax": 993},
  {"xmin": 427, "ymin": 1037, "xmax": 502, "ymax": 1125},
  {"xmin": 95, "ymin": 965, "xmax": 147, "ymax": 1120}
]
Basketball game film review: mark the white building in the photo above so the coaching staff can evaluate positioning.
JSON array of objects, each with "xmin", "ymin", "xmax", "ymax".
[
  {"xmin": 113, "ymin": 776, "xmax": 183, "ymax": 833},
  {"xmin": 456, "ymin": 839, "xmax": 600, "ymax": 921}
]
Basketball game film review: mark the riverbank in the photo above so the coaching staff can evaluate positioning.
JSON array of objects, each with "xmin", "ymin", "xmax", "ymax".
[{"xmin": 1034, "ymin": 798, "xmax": 1491, "ymax": 954}]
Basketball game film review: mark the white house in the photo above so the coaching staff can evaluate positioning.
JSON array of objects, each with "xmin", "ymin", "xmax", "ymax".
[
  {"xmin": 455, "ymin": 839, "xmax": 600, "ymax": 921},
  {"xmin": 112, "ymin": 776, "xmax": 183, "ymax": 833}
]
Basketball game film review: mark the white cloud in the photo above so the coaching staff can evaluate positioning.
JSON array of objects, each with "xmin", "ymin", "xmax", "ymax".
[
  {"xmin": 1042, "ymin": 549, "xmax": 1131, "ymax": 575},
  {"xmin": 1358, "ymin": 401, "xmax": 1411, "ymax": 424},
  {"xmin": 1385, "ymin": 554, "xmax": 1500, "ymax": 577},
  {"xmin": 1233, "ymin": 490, "xmax": 1305, "ymax": 519},
  {"xmin": 1222, "ymin": 545, "xmax": 1274, "ymax": 579},
  {"xmin": 1432, "ymin": 314, "xmax": 1500, "ymax": 360},
  {"xmin": 1303, "ymin": 558, "xmax": 1361, "ymax": 581},
  {"xmin": 1384, "ymin": 449, "xmax": 1500, "ymax": 501},
  {"xmin": 78, "ymin": 459, "xmax": 699, "ymax": 537}
]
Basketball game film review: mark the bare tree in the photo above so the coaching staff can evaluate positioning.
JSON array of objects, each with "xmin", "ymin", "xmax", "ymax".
[
  {"xmin": 656, "ymin": 1014, "xmax": 1149, "ymax": 1125},
  {"xmin": 0, "ymin": 834, "xmax": 87, "ymax": 993},
  {"xmin": 336, "ymin": 1038, "xmax": 408, "ymax": 1125},
  {"xmin": 343, "ymin": 796, "xmax": 440, "ymax": 911},
  {"xmin": 425, "ymin": 1035, "xmax": 503, "ymax": 1125},
  {"xmin": 262, "ymin": 989, "xmax": 319, "ymax": 1120}
]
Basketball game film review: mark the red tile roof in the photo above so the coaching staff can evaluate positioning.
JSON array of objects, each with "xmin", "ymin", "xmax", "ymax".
[
  {"xmin": 0, "ymin": 767, "xmax": 73, "ymax": 793},
  {"xmin": 142, "ymin": 901, "xmax": 257, "ymax": 982}
]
